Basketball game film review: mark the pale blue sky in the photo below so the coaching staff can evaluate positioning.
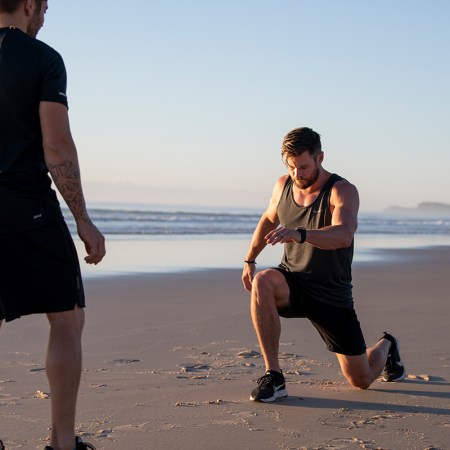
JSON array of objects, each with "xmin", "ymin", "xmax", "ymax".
[{"xmin": 39, "ymin": 1, "xmax": 450, "ymax": 211}]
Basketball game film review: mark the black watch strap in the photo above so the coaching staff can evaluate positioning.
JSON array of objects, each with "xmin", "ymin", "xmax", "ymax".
[{"xmin": 295, "ymin": 227, "xmax": 307, "ymax": 244}]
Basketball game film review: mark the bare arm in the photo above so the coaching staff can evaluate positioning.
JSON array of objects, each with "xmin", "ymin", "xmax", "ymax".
[
  {"xmin": 40, "ymin": 101, "xmax": 105, "ymax": 264},
  {"xmin": 305, "ymin": 181, "xmax": 359, "ymax": 249},
  {"xmin": 265, "ymin": 180, "xmax": 359, "ymax": 250},
  {"xmin": 241, "ymin": 176, "xmax": 286, "ymax": 291}
]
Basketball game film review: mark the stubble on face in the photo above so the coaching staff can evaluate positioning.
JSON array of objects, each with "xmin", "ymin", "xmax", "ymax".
[
  {"xmin": 291, "ymin": 163, "xmax": 320, "ymax": 190},
  {"xmin": 27, "ymin": 1, "xmax": 46, "ymax": 38}
]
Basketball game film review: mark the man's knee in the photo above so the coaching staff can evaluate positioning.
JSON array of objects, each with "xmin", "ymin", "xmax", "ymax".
[
  {"xmin": 253, "ymin": 270, "xmax": 274, "ymax": 292},
  {"xmin": 252, "ymin": 270, "xmax": 290, "ymax": 311},
  {"xmin": 345, "ymin": 371, "xmax": 372, "ymax": 390},
  {"xmin": 47, "ymin": 307, "xmax": 85, "ymax": 335},
  {"xmin": 338, "ymin": 354, "xmax": 374, "ymax": 390},
  {"xmin": 253, "ymin": 269, "xmax": 285, "ymax": 295}
]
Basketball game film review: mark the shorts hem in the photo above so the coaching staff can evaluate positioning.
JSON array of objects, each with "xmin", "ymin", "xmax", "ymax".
[
  {"xmin": 328, "ymin": 346, "xmax": 367, "ymax": 357},
  {"xmin": 2, "ymin": 301, "xmax": 85, "ymax": 323}
]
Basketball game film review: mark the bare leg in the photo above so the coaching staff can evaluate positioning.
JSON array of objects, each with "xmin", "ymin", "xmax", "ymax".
[
  {"xmin": 251, "ymin": 269, "xmax": 290, "ymax": 373},
  {"xmin": 336, "ymin": 338, "xmax": 391, "ymax": 389},
  {"xmin": 46, "ymin": 307, "xmax": 85, "ymax": 450}
]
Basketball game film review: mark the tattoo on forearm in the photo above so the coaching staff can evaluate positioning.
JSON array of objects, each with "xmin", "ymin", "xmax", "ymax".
[{"xmin": 47, "ymin": 159, "xmax": 87, "ymax": 221}]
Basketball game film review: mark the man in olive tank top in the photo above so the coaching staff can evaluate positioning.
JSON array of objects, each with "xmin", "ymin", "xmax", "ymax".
[{"xmin": 242, "ymin": 127, "xmax": 405, "ymax": 402}]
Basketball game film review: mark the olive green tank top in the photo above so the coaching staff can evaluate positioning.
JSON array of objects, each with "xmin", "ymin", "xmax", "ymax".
[{"xmin": 277, "ymin": 174, "xmax": 354, "ymax": 308}]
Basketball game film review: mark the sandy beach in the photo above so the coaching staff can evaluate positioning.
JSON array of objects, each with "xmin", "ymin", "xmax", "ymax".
[{"xmin": 0, "ymin": 246, "xmax": 449, "ymax": 450}]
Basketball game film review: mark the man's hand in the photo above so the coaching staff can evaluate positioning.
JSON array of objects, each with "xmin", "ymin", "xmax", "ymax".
[
  {"xmin": 265, "ymin": 227, "xmax": 301, "ymax": 245},
  {"xmin": 242, "ymin": 263, "xmax": 256, "ymax": 292},
  {"xmin": 76, "ymin": 219, "xmax": 106, "ymax": 265}
]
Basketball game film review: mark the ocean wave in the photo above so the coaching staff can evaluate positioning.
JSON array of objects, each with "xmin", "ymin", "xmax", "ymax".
[{"xmin": 62, "ymin": 208, "xmax": 450, "ymax": 236}]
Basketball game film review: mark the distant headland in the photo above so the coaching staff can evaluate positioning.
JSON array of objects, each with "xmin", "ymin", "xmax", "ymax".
[{"xmin": 384, "ymin": 202, "xmax": 450, "ymax": 215}]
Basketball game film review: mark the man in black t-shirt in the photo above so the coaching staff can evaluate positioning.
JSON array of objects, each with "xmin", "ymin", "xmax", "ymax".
[{"xmin": 0, "ymin": 1, "xmax": 105, "ymax": 449}]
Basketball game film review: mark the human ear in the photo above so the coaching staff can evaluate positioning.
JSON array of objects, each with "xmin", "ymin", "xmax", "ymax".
[{"xmin": 23, "ymin": 0, "xmax": 35, "ymax": 18}]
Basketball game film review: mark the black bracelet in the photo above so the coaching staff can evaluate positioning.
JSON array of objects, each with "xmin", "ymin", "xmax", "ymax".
[
  {"xmin": 295, "ymin": 227, "xmax": 307, "ymax": 244},
  {"xmin": 244, "ymin": 260, "xmax": 256, "ymax": 264}
]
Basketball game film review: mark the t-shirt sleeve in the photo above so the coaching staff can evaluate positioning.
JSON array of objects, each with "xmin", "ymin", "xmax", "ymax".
[{"xmin": 40, "ymin": 51, "xmax": 69, "ymax": 108}]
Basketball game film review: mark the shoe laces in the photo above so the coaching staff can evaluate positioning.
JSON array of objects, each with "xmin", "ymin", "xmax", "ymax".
[{"xmin": 256, "ymin": 373, "xmax": 275, "ymax": 388}]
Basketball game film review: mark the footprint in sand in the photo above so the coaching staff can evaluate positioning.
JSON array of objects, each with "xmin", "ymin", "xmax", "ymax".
[
  {"xmin": 111, "ymin": 358, "xmax": 142, "ymax": 365},
  {"xmin": 237, "ymin": 350, "xmax": 262, "ymax": 359},
  {"xmin": 179, "ymin": 363, "xmax": 211, "ymax": 373},
  {"xmin": 316, "ymin": 437, "xmax": 376, "ymax": 449},
  {"xmin": 28, "ymin": 367, "xmax": 45, "ymax": 373},
  {"xmin": 96, "ymin": 428, "xmax": 113, "ymax": 438}
]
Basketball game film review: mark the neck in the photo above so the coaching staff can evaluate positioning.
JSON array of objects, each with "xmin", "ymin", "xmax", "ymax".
[{"xmin": 0, "ymin": 15, "xmax": 27, "ymax": 33}]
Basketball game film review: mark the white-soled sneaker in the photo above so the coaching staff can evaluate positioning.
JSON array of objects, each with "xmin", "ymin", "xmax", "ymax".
[
  {"xmin": 380, "ymin": 332, "xmax": 406, "ymax": 382},
  {"xmin": 250, "ymin": 370, "xmax": 288, "ymax": 402}
]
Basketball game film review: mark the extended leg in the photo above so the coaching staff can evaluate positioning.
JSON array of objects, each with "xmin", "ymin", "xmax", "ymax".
[{"xmin": 46, "ymin": 307, "xmax": 85, "ymax": 450}]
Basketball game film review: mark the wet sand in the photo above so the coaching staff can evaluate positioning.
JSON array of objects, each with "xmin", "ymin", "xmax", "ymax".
[{"xmin": 1, "ymin": 247, "xmax": 449, "ymax": 449}]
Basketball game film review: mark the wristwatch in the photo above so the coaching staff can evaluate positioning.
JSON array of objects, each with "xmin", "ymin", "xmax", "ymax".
[{"xmin": 295, "ymin": 226, "xmax": 307, "ymax": 244}]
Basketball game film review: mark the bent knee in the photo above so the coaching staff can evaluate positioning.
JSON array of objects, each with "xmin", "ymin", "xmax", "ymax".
[
  {"xmin": 253, "ymin": 269, "xmax": 284, "ymax": 292},
  {"xmin": 253, "ymin": 270, "xmax": 272, "ymax": 287},
  {"xmin": 346, "ymin": 374, "xmax": 372, "ymax": 390},
  {"xmin": 251, "ymin": 270, "xmax": 290, "ymax": 311}
]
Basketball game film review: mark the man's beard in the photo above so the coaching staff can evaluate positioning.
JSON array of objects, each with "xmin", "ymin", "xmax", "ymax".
[
  {"xmin": 27, "ymin": 12, "xmax": 43, "ymax": 38},
  {"xmin": 292, "ymin": 165, "xmax": 320, "ymax": 189}
]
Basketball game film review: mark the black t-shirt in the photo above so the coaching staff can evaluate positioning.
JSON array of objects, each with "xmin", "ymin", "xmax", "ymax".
[{"xmin": 0, "ymin": 27, "xmax": 68, "ymax": 232}]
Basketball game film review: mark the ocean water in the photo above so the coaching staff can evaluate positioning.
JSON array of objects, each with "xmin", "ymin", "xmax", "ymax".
[{"xmin": 66, "ymin": 205, "xmax": 450, "ymax": 277}]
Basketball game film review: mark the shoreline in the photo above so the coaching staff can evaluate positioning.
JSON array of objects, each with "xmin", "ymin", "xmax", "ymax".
[
  {"xmin": 1, "ymin": 246, "xmax": 449, "ymax": 449},
  {"xmin": 75, "ymin": 236, "xmax": 450, "ymax": 279}
]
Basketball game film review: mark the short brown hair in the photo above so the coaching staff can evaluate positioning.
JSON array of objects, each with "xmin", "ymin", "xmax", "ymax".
[
  {"xmin": 0, "ymin": 0, "xmax": 23, "ymax": 13},
  {"xmin": 0, "ymin": 0, "xmax": 42, "ymax": 13},
  {"xmin": 281, "ymin": 127, "xmax": 322, "ymax": 162}
]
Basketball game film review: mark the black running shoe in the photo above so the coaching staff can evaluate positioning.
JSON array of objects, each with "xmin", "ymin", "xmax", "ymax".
[
  {"xmin": 380, "ymin": 332, "xmax": 406, "ymax": 382},
  {"xmin": 44, "ymin": 436, "xmax": 96, "ymax": 450},
  {"xmin": 250, "ymin": 370, "xmax": 288, "ymax": 402},
  {"xmin": 0, "ymin": 438, "xmax": 4, "ymax": 450},
  {"xmin": 75, "ymin": 437, "xmax": 96, "ymax": 450}
]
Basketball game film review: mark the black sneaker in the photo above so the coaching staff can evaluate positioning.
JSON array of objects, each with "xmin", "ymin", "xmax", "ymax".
[
  {"xmin": 380, "ymin": 332, "xmax": 406, "ymax": 382},
  {"xmin": 44, "ymin": 436, "xmax": 96, "ymax": 450},
  {"xmin": 0, "ymin": 439, "xmax": 4, "ymax": 450},
  {"xmin": 75, "ymin": 436, "xmax": 96, "ymax": 450},
  {"xmin": 250, "ymin": 370, "xmax": 288, "ymax": 402}
]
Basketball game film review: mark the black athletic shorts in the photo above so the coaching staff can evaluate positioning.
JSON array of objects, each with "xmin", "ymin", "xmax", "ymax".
[
  {"xmin": 274, "ymin": 268, "xmax": 366, "ymax": 356},
  {"xmin": 0, "ymin": 220, "xmax": 85, "ymax": 322}
]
